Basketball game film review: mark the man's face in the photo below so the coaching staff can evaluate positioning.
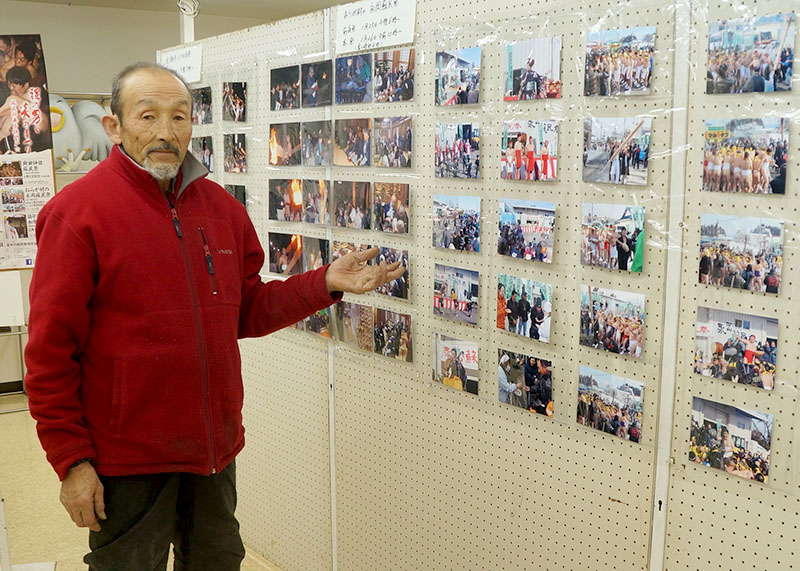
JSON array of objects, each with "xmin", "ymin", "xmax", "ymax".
[
  {"xmin": 8, "ymin": 81, "xmax": 28, "ymax": 98},
  {"xmin": 14, "ymin": 49, "xmax": 30, "ymax": 67}
]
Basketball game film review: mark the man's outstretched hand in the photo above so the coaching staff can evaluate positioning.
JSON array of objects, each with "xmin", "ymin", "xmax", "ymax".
[{"xmin": 325, "ymin": 246, "xmax": 405, "ymax": 294}]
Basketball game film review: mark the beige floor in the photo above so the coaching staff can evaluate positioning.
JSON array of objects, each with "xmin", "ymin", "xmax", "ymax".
[{"xmin": 0, "ymin": 394, "xmax": 280, "ymax": 571}]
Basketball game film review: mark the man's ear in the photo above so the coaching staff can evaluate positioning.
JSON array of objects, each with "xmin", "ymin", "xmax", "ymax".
[{"xmin": 101, "ymin": 114, "xmax": 122, "ymax": 145}]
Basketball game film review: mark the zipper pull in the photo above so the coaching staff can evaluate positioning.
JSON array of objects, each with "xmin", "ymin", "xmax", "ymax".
[
  {"xmin": 198, "ymin": 227, "xmax": 218, "ymax": 295},
  {"xmin": 170, "ymin": 208, "xmax": 182, "ymax": 238}
]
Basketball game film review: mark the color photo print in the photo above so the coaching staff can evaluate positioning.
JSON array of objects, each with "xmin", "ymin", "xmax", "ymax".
[
  {"xmin": 374, "ymin": 307, "xmax": 412, "ymax": 362},
  {"xmin": 222, "ymin": 82, "xmax": 246, "ymax": 122},
  {"xmin": 373, "ymin": 116, "xmax": 412, "ymax": 168},
  {"xmin": 223, "ymin": 134, "xmax": 246, "ymax": 173},
  {"xmin": 301, "ymin": 120, "xmax": 333, "ymax": 167},
  {"xmin": 433, "ymin": 263, "xmax": 479, "ymax": 326},
  {"xmin": 497, "ymin": 199, "xmax": 555, "ymax": 263},
  {"xmin": 584, "ymin": 26, "xmax": 656, "ymax": 97},
  {"xmin": 702, "ymin": 118, "xmax": 789, "ymax": 194},
  {"xmin": 268, "ymin": 179, "xmax": 303, "ymax": 222},
  {"xmin": 580, "ymin": 203, "xmax": 645, "ymax": 272},
  {"xmin": 302, "ymin": 179, "xmax": 330, "ymax": 225},
  {"xmin": 224, "ymin": 185, "xmax": 246, "ymax": 207},
  {"xmin": 699, "ymin": 214, "xmax": 783, "ymax": 294},
  {"xmin": 498, "ymin": 349, "xmax": 553, "ymax": 416},
  {"xmin": 305, "ymin": 307, "xmax": 334, "ymax": 338},
  {"xmin": 302, "ymin": 236, "xmax": 330, "ymax": 271},
  {"xmin": 707, "ymin": 13, "xmax": 795, "ymax": 95},
  {"xmin": 270, "ymin": 65, "xmax": 300, "ymax": 111},
  {"xmin": 332, "ymin": 241, "xmax": 371, "ymax": 261},
  {"xmin": 335, "ymin": 301, "xmax": 374, "ymax": 352},
  {"xmin": 580, "ymin": 285, "xmax": 645, "ymax": 358},
  {"xmin": 583, "ymin": 117, "xmax": 652, "ymax": 186},
  {"xmin": 269, "ymin": 122, "xmax": 301, "ymax": 166},
  {"xmin": 690, "ymin": 396, "xmax": 772, "ymax": 483},
  {"xmin": 334, "ymin": 118, "xmax": 372, "ymax": 167},
  {"xmin": 374, "ymin": 48, "xmax": 415, "ymax": 102},
  {"xmin": 375, "ymin": 246, "xmax": 409, "ymax": 299},
  {"xmin": 504, "ymin": 36, "xmax": 562, "ymax": 100},
  {"xmin": 335, "ymin": 53, "xmax": 372, "ymax": 104},
  {"xmin": 435, "ymin": 47, "xmax": 482, "ymax": 106},
  {"xmin": 432, "ymin": 332, "xmax": 478, "ymax": 394},
  {"xmin": 374, "ymin": 182, "xmax": 410, "ymax": 235},
  {"xmin": 301, "ymin": 59, "xmax": 333, "ymax": 107},
  {"xmin": 501, "ymin": 119, "xmax": 558, "ymax": 181},
  {"xmin": 497, "ymin": 273, "xmax": 553, "ymax": 343},
  {"xmin": 435, "ymin": 123, "xmax": 480, "ymax": 179},
  {"xmin": 190, "ymin": 136, "xmax": 214, "ymax": 173},
  {"xmin": 191, "ymin": 86, "xmax": 212, "ymax": 125},
  {"xmin": 694, "ymin": 306, "xmax": 777, "ymax": 391},
  {"xmin": 577, "ymin": 365, "xmax": 643, "ymax": 442},
  {"xmin": 267, "ymin": 233, "xmax": 303, "ymax": 275},
  {"xmin": 432, "ymin": 194, "xmax": 480, "ymax": 252},
  {"xmin": 333, "ymin": 181, "xmax": 371, "ymax": 230}
]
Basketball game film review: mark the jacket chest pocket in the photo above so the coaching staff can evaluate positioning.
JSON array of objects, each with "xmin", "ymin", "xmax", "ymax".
[{"xmin": 191, "ymin": 222, "xmax": 241, "ymax": 306}]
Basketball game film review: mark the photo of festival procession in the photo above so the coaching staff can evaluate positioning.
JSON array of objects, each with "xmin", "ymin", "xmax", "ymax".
[
  {"xmin": 302, "ymin": 179, "xmax": 330, "ymax": 225},
  {"xmin": 580, "ymin": 203, "xmax": 645, "ymax": 272},
  {"xmin": 221, "ymin": 82, "xmax": 246, "ymax": 122},
  {"xmin": 503, "ymin": 36, "xmax": 562, "ymax": 100},
  {"xmin": 190, "ymin": 86, "xmax": 212, "ymax": 125},
  {"xmin": 305, "ymin": 307, "xmax": 333, "ymax": 338},
  {"xmin": 702, "ymin": 118, "xmax": 789, "ymax": 194},
  {"xmin": 497, "ymin": 199, "xmax": 555, "ymax": 263},
  {"xmin": 335, "ymin": 54, "xmax": 372, "ymax": 104},
  {"xmin": 223, "ymin": 133, "xmax": 246, "ymax": 173},
  {"xmin": 302, "ymin": 236, "xmax": 330, "ymax": 272},
  {"xmin": 269, "ymin": 122, "xmax": 301, "ymax": 166},
  {"xmin": 374, "ymin": 247, "xmax": 409, "ymax": 299},
  {"xmin": 334, "ymin": 118, "xmax": 371, "ymax": 167},
  {"xmin": 268, "ymin": 179, "xmax": 303, "ymax": 222},
  {"xmin": 694, "ymin": 307, "xmax": 777, "ymax": 391},
  {"xmin": 270, "ymin": 65, "xmax": 300, "ymax": 110},
  {"xmin": 501, "ymin": 119, "xmax": 558, "ymax": 181},
  {"xmin": 435, "ymin": 47, "xmax": 481, "ymax": 105},
  {"xmin": 333, "ymin": 180, "xmax": 371, "ymax": 230},
  {"xmin": 301, "ymin": 59, "xmax": 333, "ymax": 107},
  {"xmin": 224, "ymin": 185, "xmax": 246, "ymax": 207},
  {"xmin": 497, "ymin": 273, "xmax": 553, "ymax": 342},
  {"xmin": 706, "ymin": 13, "xmax": 795, "ymax": 94},
  {"xmin": 374, "ymin": 182, "xmax": 410, "ymax": 234},
  {"xmin": 267, "ymin": 233, "xmax": 303, "ymax": 275},
  {"xmin": 435, "ymin": 122, "xmax": 480, "ymax": 179},
  {"xmin": 690, "ymin": 396, "xmax": 771, "ymax": 483},
  {"xmin": 373, "ymin": 116, "xmax": 412, "ymax": 168},
  {"xmin": 577, "ymin": 365, "xmax": 643, "ymax": 442},
  {"xmin": 580, "ymin": 285, "xmax": 645, "ymax": 358},
  {"xmin": 583, "ymin": 117, "xmax": 652, "ymax": 185},
  {"xmin": 497, "ymin": 350, "xmax": 553, "ymax": 416},
  {"xmin": 190, "ymin": 136, "xmax": 214, "ymax": 173},
  {"xmin": 432, "ymin": 194, "xmax": 480, "ymax": 252},
  {"xmin": 374, "ymin": 308, "xmax": 412, "ymax": 362},
  {"xmin": 699, "ymin": 214, "xmax": 783, "ymax": 294},
  {"xmin": 584, "ymin": 26, "xmax": 655, "ymax": 97},
  {"xmin": 301, "ymin": 120, "xmax": 333, "ymax": 167},
  {"xmin": 432, "ymin": 332, "xmax": 478, "ymax": 394},
  {"xmin": 434, "ymin": 264, "xmax": 479, "ymax": 326},
  {"xmin": 335, "ymin": 301, "xmax": 374, "ymax": 352},
  {"xmin": 332, "ymin": 241, "xmax": 371, "ymax": 261},
  {"xmin": 1, "ymin": 187, "xmax": 24, "ymax": 213},
  {"xmin": 373, "ymin": 48, "xmax": 415, "ymax": 102}
]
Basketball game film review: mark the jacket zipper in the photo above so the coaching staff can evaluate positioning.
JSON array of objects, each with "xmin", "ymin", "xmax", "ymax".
[
  {"xmin": 166, "ymin": 194, "xmax": 219, "ymax": 474},
  {"xmin": 198, "ymin": 227, "xmax": 218, "ymax": 295}
]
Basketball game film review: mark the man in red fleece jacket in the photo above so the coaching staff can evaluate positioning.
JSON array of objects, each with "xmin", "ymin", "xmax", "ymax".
[{"xmin": 24, "ymin": 62, "xmax": 403, "ymax": 570}]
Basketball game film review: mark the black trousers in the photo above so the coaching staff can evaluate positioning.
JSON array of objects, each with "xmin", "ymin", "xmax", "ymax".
[{"xmin": 85, "ymin": 461, "xmax": 245, "ymax": 571}]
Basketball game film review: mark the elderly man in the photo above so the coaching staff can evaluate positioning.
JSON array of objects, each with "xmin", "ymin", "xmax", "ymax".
[{"xmin": 24, "ymin": 62, "xmax": 403, "ymax": 570}]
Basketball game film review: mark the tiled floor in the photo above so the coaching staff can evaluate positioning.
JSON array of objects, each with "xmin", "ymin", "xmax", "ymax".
[{"xmin": 0, "ymin": 394, "xmax": 279, "ymax": 570}]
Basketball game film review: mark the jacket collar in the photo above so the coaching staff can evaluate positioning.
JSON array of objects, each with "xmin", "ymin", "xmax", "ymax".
[{"xmin": 109, "ymin": 144, "xmax": 209, "ymax": 200}]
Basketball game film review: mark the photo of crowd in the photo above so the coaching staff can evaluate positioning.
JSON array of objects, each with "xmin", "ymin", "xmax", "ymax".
[
  {"xmin": 577, "ymin": 365, "xmax": 643, "ymax": 442},
  {"xmin": 702, "ymin": 118, "xmax": 789, "ymax": 194},
  {"xmin": 707, "ymin": 13, "xmax": 795, "ymax": 94},
  {"xmin": 699, "ymin": 214, "xmax": 783, "ymax": 294},
  {"xmin": 190, "ymin": 136, "xmax": 214, "ymax": 173},
  {"xmin": 333, "ymin": 180, "xmax": 371, "ymax": 230},
  {"xmin": 435, "ymin": 122, "xmax": 480, "ymax": 179},
  {"xmin": 224, "ymin": 185, "xmax": 246, "ymax": 207},
  {"xmin": 332, "ymin": 241, "xmax": 371, "ymax": 261},
  {"xmin": 335, "ymin": 54, "xmax": 372, "ymax": 104},
  {"xmin": 269, "ymin": 122, "xmax": 301, "ymax": 166},
  {"xmin": 583, "ymin": 117, "xmax": 652, "ymax": 186},
  {"xmin": 374, "ymin": 49, "xmax": 415, "ymax": 102},
  {"xmin": 267, "ymin": 233, "xmax": 303, "ymax": 275},
  {"xmin": 374, "ymin": 308, "xmax": 412, "ymax": 362},
  {"xmin": 694, "ymin": 307, "xmax": 777, "ymax": 390},
  {"xmin": 580, "ymin": 203, "xmax": 645, "ymax": 272},
  {"xmin": 504, "ymin": 36, "xmax": 562, "ymax": 100},
  {"xmin": 190, "ymin": 87, "xmax": 212, "ymax": 125},
  {"xmin": 302, "ymin": 236, "xmax": 330, "ymax": 271},
  {"xmin": 432, "ymin": 194, "xmax": 480, "ymax": 252},
  {"xmin": 497, "ymin": 199, "xmax": 555, "ymax": 263},
  {"xmin": 501, "ymin": 119, "xmax": 558, "ymax": 181},
  {"xmin": 690, "ymin": 396, "xmax": 771, "ymax": 483},
  {"xmin": 435, "ymin": 47, "xmax": 481, "ymax": 105},
  {"xmin": 497, "ymin": 350, "xmax": 553, "ymax": 416},
  {"xmin": 434, "ymin": 264, "xmax": 479, "ymax": 326},
  {"xmin": 334, "ymin": 118, "xmax": 371, "ymax": 167},
  {"xmin": 302, "ymin": 120, "xmax": 333, "ymax": 167},
  {"xmin": 305, "ymin": 307, "xmax": 333, "ymax": 338},
  {"xmin": 270, "ymin": 65, "xmax": 300, "ymax": 111},
  {"xmin": 584, "ymin": 27, "xmax": 655, "ymax": 97},
  {"xmin": 432, "ymin": 332, "xmax": 478, "ymax": 394},
  {"xmin": 4, "ymin": 214, "xmax": 28, "ymax": 240},
  {"xmin": 223, "ymin": 133, "xmax": 246, "ymax": 173},
  {"xmin": 580, "ymin": 285, "xmax": 645, "ymax": 358},
  {"xmin": 268, "ymin": 179, "xmax": 303, "ymax": 222},
  {"xmin": 221, "ymin": 82, "xmax": 246, "ymax": 122},
  {"xmin": 301, "ymin": 60, "xmax": 333, "ymax": 107},
  {"xmin": 302, "ymin": 179, "xmax": 329, "ymax": 225},
  {"xmin": 1, "ymin": 187, "xmax": 24, "ymax": 213},
  {"xmin": 373, "ymin": 116, "xmax": 412, "ymax": 168},
  {"xmin": 374, "ymin": 182, "xmax": 410, "ymax": 234},
  {"xmin": 375, "ymin": 247, "xmax": 408, "ymax": 299},
  {"xmin": 497, "ymin": 273, "xmax": 553, "ymax": 342},
  {"xmin": 335, "ymin": 301, "xmax": 374, "ymax": 352}
]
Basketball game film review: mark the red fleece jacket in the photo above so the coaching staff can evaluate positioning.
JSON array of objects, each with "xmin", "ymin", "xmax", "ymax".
[{"xmin": 25, "ymin": 146, "xmax": 340, "ymax": 480}]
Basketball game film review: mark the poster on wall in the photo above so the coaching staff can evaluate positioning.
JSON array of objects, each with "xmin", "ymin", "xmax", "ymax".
[{"xmin": 335, "ymin": 0, "xmax": 417, "ymax": 54}]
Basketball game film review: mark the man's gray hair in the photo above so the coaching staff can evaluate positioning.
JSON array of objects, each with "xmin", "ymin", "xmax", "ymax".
[{"xmin": 110, "ymin": 62, "xmax": 191, "ymax": 120}]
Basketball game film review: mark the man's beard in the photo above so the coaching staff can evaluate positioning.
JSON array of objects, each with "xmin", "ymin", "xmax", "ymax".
[{"xmin": 143, "ymin": 145, "xmax": 181, "ymax": 180}]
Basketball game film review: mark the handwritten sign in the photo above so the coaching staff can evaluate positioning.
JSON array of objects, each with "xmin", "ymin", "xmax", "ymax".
[
  {"xmin": 336, "ymin": 0, "xmax": 416, "ymax": 55},
  {"xmin": 157, "ymin": 44, "xmax": 202, "ymax": 84}
]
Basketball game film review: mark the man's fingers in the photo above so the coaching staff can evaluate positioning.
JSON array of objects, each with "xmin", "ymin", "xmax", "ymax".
[
  {"xmin": 94, "ymin": 482, "xmax": 106, "ymax": 520},
  {"xmin": 351, "ymin": 246, "xmax": 379, "ymax": 264}
]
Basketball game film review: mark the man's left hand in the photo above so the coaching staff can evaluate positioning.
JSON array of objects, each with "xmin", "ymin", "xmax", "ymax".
[{"xmin": 325, "ymin": 247, "xmax": 404, "ymax": 294}]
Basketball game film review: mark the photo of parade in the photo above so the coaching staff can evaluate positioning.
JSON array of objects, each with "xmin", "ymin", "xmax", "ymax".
[
  {"xmin": 267, "ymin": 233, "xmax": 303, "ymax": 275},
  {"xmin": 333, "ymin": 180, "xmax": 371, "ymax": 230},
  {"xmin": 301, "ymin": 120, "xmax": 333, "ymax": 167},
  {"xmin": 694, "ymin": 307, "xmax": 777, "ymax": 391},
  {"xmin": 373, "ymin": 48, "xmax": 415, "ymax": 102},
  {"xmin": 305, "ymin": 307, "xmax": 333, "ymax": 338},
  {"xmin": 501, "ymin": 119, "xmax": 558, "ymax": 181},
  {"xmin": 223, "ymin": 133, "xmax": 246, "ymax": 173},
  {"xmin": 497, "ymin": 199, "xmax": 555, "ymax": 263},
  {"xmin": 432, "ymin": 194, "xmax": 480, "ymax": 252},
  {"xmin": 270, "ymin": 65, "xmax": 300, "ymax": 110},
  {"xmin": 702, "ymin": 118, "xmax": 789, "ymax": 194},
  {"xmin": 580, "ymin": 285, "xmax": 645, "ymax": 358},
  {"xmin": 699, "ymin": 214, "xmax": 783, "ymax": 294},
  {"xmin": 434, "ymin": 264, "xmax": 479, "ymax": 326},
  {"xmin": 374, "ymin": 308, "xmax": 412, "ymax": 362},
  {"xmin": 268, "ymin": 179, "xmax": 303, "ymax": 222},
  {"xmin": 432, "ymin": 332, "xmax": 478, "ymax": 394},
  {"xmin": 375, "ymin": 247, "xmax": 409, "ymax": 299},
  {"xmin": 584, "ymin": 26, "xmax": 655, "ymax": 96},
  {"xmin": 497, "ymin": 350, "xmax": 553, "ymax": 416},
  {"xmin": 690, "ymin": 396, "xmax": 771, "ymax": 483},
  {"xmin": 302, "ymin": 236, "xmax": 330, "ymax": 271},
  {"xmin": 435, "ymin": 122, "xmax": 480, "ymax": 179},
  {"xmin": 580, "ymin": 203, "xmax": 645, "ymax": 272},
  {"xmin": 335, "ymin": 54, "xmax": 372, "ymax": 104},
  {"xmin": 224, "ymin": 185, "xmax": 246, "ymax": 207},
  {"xmin": 334, "ymin": 118, "xmax": 371, "ymax": 167},
  {"xmin": 190, "ymin": 86, "xmax": 212, "ymax": 125},
  {"xmin": 374, "ymin": 182, "xmax": 410, "ymax": 234},
  {"xmin": 1, "ymin": 187, "xmax": 24, "ymax": 213},
  {"xmin": 335, "ymin": 301, "xmax": 374, "ymax": 352},
  {"xmin": 435, "ymin": 47, "xmax": 481, "ymax": 105},
  {"xmin": 497, "ymin": 273, "xmax": 553, "ymax": 342},
  {"xmin": 577, "ymin": 365, "xmax": 643, "ymax": 442},
  {"xmin": 373, "ymin": 116, "xmax": 412, "ymax": 168},
  {"xmin": 190, "ymin": 136, "xmax": 214, "ymax": 173},
  {"xmin": 332, "ymin": 241, "xmax": 371, "ymax": 261},
  {"xmin": 301, "ymin": 59, "xmax": 333, "ymax": 107},
  {"xmin": 706, "ymin": 13, "xmax": 795, "ymax": 94},
  {"xmin": 221, "ymin": 82, "xmax": 246, "ymax": 122},
  {"xmin": 583, "ymin": 117, "xmax": 652, "ymax": 185},
  {"xmin": 269, "ymin": 122, "xmax": 301, "ymax": 166},
  {"xmin": 504, "ymin": 36, "xmax": 562, "ymax": 100},
  {"xmin": 302, "ymin": 179, "xmax": 330, "ymax": 225}
]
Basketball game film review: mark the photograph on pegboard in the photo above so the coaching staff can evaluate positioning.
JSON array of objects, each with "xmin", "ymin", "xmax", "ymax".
[
  {"xmin": 577, "ymin": 365, "xmax": 643, "ymax": 442},
  {"xmin": 433, "ymin": 263, "xmax": 479, "ymax": 326},
  {"xmin": 497, "ymin": 273, "xmax": 552, "ymax": 343},
  {"xmin": 584, "ymin": 27, "xmax": 655, "ymax": 97},
  {"xmin": 432, "ymin": 332, "xmax": 478, "ymax": 394},
  {"xmin": 498, "ymin": 349, "xmax": 553, "ymax": 417},
  {"xmin": 580, "ymin": 285, "xmax": 644, "ymax": 358},
  {"xmin": 501, "ymin": 120, "xmax": 558, "ymax": 181},
  {"xmin": 504, "ymin": 36, "xmax": 562, "ymax": 100}
]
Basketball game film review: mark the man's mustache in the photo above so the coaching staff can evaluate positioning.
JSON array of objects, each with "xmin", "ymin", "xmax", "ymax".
[{"xmin": 147, "ymin": 144, "xmax": 180, "ymax": 156}]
